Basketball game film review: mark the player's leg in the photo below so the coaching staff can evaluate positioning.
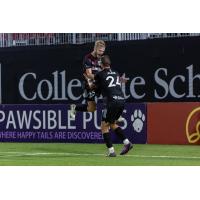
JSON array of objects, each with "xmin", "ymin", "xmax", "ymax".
[
  {"xmin": 69, "ymin": 101, "xmax": 96, "ymax": 119},
  {"xmin": 101, "ymin": 108, "xmax": 116, "ymax": 157},
  {"xmin": 69, "ymin": 103, "xmax": 86, "ymax": 119},
  {"xmin": 69, "ymin": 89, "xmax": 97, "ymax": 119},
  {"xmin": 101, "ymin": 121, "xmax": 116, "ymax": 157},
  {"xmin": 110, "ymin": 103, "xmax": 133, "ymax": 155},
  {"xmin": 87, "ymin": 101, "xmax": 97, "ymax": 112},
  {"xmin": 110, "ymin": 123, "xmax": 133, "ymax": 155}
]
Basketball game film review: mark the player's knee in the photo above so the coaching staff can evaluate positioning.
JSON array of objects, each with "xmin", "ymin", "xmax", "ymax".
[
  {"xmin": 101, "ymin": 122, "xmax": 109, "ymax": 133},
  {"xmin": 101, "ymin": 127, "xmax": 109, "ymax": 133},
  {"xmin": 87, "ymin": 105, "xmax": 96, "ymax": 112},
  {"xmin": 110, "ymin": 123, "xmax": 118, "ymax": 130}
]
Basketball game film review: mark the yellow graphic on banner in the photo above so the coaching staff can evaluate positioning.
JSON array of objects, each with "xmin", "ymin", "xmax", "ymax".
[{"xmin": 186, "ymin": 107, "xmax": 200, "ymax": 143}]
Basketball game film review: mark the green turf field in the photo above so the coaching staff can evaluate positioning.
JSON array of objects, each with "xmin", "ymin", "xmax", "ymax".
[{"xmin": 0, "ymin": 143, "xmax": 200, "ymax": 166}]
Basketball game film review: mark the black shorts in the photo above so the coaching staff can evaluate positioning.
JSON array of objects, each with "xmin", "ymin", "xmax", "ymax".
[
  {"xmin": 83, "ymin": 88, "xmax": 96, "ymax": 101},
  {"xmin": 82, "ymin": 80, "xmax": 99, "ymax": 102},
  {"xmin": 102, "ymin": 101, "xmax": 125, "ymax": 124}
]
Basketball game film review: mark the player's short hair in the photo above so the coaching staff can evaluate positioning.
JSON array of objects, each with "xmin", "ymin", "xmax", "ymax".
[
  {"xmin": 101, "ymin": 55, "xmax": 111, "ymax": 67},
  {"xmin": 94, "ymin": 40, "xmax": 106, "ymax": 49}
]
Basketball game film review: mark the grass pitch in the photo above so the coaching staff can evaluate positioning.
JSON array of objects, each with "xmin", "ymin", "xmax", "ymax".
[{"xmin": 0, "ymin": 143, "xmax": 200, "ymax": 166}]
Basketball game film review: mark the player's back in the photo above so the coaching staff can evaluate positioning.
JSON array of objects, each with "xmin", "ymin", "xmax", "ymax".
[{"xmin": 96, "ymin": 68, "xmax": 125, "ymax": 102}]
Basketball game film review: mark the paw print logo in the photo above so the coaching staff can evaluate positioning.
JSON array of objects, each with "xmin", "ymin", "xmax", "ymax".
[{"xmin": 131, "ymin": 109, "xmax": 145, "ymax": 133}]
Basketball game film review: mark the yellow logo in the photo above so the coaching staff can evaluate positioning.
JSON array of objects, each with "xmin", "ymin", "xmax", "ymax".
[{"xmin": 186, "ymin": 107, "xmax": 200, "ymax": 143}]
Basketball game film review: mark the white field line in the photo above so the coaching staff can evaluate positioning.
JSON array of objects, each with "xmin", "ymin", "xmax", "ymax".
[{"xmin": 0, "ymin": 152, "xmax": 200, "ymax": 159}]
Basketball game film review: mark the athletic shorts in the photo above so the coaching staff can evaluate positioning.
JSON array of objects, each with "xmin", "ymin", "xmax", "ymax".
[
  {"xmin": 102, "ymin": 101, "xmax": 125, "ymax": 124},
  {"xmin": 83, "ymin": 88, "xmax": 96, "ymax": 101},
  {"xmin": 81, "ymin": 80, "xmax": 97, "ymax": 101}
]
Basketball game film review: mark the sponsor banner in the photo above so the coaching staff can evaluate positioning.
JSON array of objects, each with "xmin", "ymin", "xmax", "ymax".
[
  {"xmin": 2, "ymin": 37, "xmax": 200, "ymax": 104},
  {"xmin": 0, "ymin": 103, "xmax": 147, "ymax": 143},
  {"xmin": 147, "ymin": 102, "xmax": 200, "ymax": 144}
]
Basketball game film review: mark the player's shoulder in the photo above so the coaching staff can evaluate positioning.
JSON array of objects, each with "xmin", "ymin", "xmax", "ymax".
[
  {"xmin": 84, "ymin": 53, "xmax": 96, "ymax": 61},
  {"xmin": 96, "ymin": 69, "xmax": 109, "ymax": 79},
  {"xmin": 104, "ymin": 68, "xmax": 119, "ymax": 75},
  {"xmin": 96, "ymin": 70, "xmax": 103, "ymax": 76},
  {"xmin": 83, "ymin": 53, "xmax": 94, "ymax": 67},
  {"xmin": 110, "ymin": 69, "xmax": 118, "ymax": 74},
  {"xmin": 83, "ymin": 53, "xmax": 90, "ymax": 62},
  {"xmin": 84, "ymin": 53, "xmax": 91, "ymax": 59},
  {"xmin": 95, "ymin": 70, "xmax": 105, "ymax": 79}
]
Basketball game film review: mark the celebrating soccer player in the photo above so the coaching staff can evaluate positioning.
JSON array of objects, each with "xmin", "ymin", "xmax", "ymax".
[
  {"xmin": 93, "ymin": 55, "xmax": 133, "ymax": 157},
  {"xmin": 69, "ymin": 40, "xmax": 125, "ymax": 122},
  {"xmin": 69, "ymin": 40, "xmax": 105, "ymax": 119}
]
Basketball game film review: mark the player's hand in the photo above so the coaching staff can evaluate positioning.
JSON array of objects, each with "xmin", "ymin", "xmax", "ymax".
[
  {"xmin": 120, "ymin": 73, "xmax": 129, "ymax": 83},
  {"xmin": 83, "ymin": 73, "xmax": 89, "ymax": 80}
]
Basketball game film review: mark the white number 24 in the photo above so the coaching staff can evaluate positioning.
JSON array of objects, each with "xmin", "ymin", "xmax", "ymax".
[{"xmin": 106, "ymin": 76, "xmax": 121, "ymax": 87}]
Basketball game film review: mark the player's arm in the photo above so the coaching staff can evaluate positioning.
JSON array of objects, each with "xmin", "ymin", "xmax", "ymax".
[
  {"xmin": 85, "ymin": 68, "xmax": 95, "ymax": 79},
  {"xmin": 83, "ymin": 68, "xmax": 94, "ymax": 88},
  {"xmin": 83, "ymin": 57, "xmax": 95, "ymax": 80},
  {"xmin": 83, "ymin": 57, "xmax": 95, "ymax": 87},
  {"xmin": 87, "ymin": 73, "xmax": 100, "ymax": 90}
]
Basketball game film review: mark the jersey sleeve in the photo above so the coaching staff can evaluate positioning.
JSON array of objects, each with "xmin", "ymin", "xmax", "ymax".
[{"xmin": 83, "ymin": 56, "xmax": 93, "ymax": 69}]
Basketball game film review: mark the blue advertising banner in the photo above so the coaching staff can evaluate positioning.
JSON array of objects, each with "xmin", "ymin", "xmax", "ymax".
[{"xmin": 0, "ymin": 103, "xmax": 147, "ymax": 143}]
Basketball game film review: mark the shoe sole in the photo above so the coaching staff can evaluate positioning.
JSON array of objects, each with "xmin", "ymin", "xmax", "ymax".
[{"xmin": 106, "ymin": 153, "xmax": 117, "ymax": 157}]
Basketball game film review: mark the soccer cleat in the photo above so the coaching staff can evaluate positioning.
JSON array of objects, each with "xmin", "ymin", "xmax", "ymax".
[
  {"xmin": 120, "ymin": 142, "xmax": 133, "ymax": 155},
  {"xmin": 69, "ymin": 104, "xmax": 76, "ymax": 119},
  {"xmin": 106, "ymin": 152, "xmax": 117, "ymax": 157},
  {"xmin": 117, "ymin": 115, "xmax": 125, "ymax": 122}
]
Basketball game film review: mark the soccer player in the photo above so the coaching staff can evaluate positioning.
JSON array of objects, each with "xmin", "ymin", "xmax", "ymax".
[
  {"xmin": 69, "ymin": 40, "xmax": 125, "ymax": 122},
  {"xmin": 93, "ymin": 55, "xmax": 133, "ymax": 157},
  {"xmin": 69, "ymin": 40, "xmax": 105, "ymax": 119}
]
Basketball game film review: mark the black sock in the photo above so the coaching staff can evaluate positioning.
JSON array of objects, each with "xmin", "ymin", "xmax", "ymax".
[
  {"xmin": 75, "ymin": 104, "xmax": 88, "ymax": 112},
  {"xmin": 114, "ymin": 127, "xmax": 126, "ymax": 142},
  {"xmin": 103, "ymin": 132, "xmax": 113, "ymax": 148}
]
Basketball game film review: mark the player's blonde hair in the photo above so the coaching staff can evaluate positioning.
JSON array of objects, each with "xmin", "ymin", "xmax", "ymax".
[{"xmin": 94, "ymin": 40, "xmax": 106, "ymax": 50}]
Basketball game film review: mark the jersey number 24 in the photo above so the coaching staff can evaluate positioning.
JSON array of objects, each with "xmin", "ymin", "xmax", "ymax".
[{"xmin": 106, "ymin": 76, "xmax": 121, "ymax": 87}]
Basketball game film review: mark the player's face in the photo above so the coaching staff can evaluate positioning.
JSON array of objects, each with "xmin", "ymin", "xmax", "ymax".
[{"xmin": 95, "ymin": 46, "xmax": 105, "ymax": 58}]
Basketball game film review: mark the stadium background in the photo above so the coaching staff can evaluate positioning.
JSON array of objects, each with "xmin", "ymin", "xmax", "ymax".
[{"xmin": 0, "ymin": 33, "xmax": 200, "ymax": 165}]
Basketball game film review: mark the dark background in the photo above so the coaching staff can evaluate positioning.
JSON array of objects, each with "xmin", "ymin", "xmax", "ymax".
[{"xmin": 1, "ymin": 36, "xmax": 200, "ymax": 103}]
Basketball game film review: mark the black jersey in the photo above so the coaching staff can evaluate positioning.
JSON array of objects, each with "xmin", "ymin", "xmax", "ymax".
[{"xmin": 94, "ymin": 68, "xmax": 125, "ymax": 103}]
